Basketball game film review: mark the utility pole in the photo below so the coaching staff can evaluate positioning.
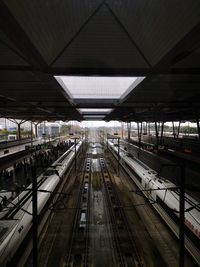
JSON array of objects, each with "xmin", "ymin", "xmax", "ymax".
[
  {"xmin": 32, "ymin": 163, "xmax": 38, "ymax": 267},
  {"xmin": 74, "ymin": 138, "xmax": 77, "ymax": 177},
  {"xmin": 158, "ymin": 163, "xmax": 186, "ymax": 267},
  {"xmin": 179, "ymin": 164, "xmax": 185, "ymax": 267},
  {"xmin": 117, "ymin": 137, "xmax": 120, "ymax": 176},
  {"xmin": 31, "ymin": 118, "xmax": 38, "ymax": 267}
]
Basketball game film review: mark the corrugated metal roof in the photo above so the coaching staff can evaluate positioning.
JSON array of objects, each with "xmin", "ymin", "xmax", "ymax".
[
  {"xmin": 53, "ymin": 5, "xmax": 149, "ymax": 69},
  {"xmin": 4, "ymin": 0, "xmax": 102, "ymax": 64},
  {"xmin": 107, "ymin": 0, "xmax": 200, "ymax": 66},
  {"xmin": 0, "ymin": 42, "xmax": 29, "ymax": 66}
]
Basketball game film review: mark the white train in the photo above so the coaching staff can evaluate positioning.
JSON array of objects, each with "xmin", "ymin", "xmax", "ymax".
[
  {"xmin": 108, "ymin": 140, "xmax": 200, "ymax": 264},
  {"xmin": 0, "ymin": 141, "xmax": 82, "ymax": 267}
]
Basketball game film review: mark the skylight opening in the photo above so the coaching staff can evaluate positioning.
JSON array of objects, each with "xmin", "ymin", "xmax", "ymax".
[
  {"xmin": 55, "ymin": 76, "xmax": 145, "ymax": 100},
  {"xmin": 78, "ymin": 108, "xmax": 113, "ymax": 114},
  {"xmin": 83, "ymin": 115, "xmax": 105, "ymax": 119}
]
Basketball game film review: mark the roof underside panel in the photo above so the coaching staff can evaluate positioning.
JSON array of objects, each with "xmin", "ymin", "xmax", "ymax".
[
  {"xmin": 107, "ymin": 0, "xmax": 200, "ymax": 66},
  {"xmin": 53, "ymin": 5, "xmax": 149, "ymax": 69},
  {"xmin": 172, "ymin": 47, "xmax": 200, "ymax": 69},
  {"xmin": 4, "ymin": 0, "xmax": 102, "ymax": 65},
  {"xmin": 0, "ymin": 29, "xmax": 29, "ymax": 66},
  {"xmin": 0, "ymin": 71, "xmax": 82, "ymax": 121},
  {"xmin": 0, "ymin": 42, "xmax": 29, "ymax": 66},
  {"xmin": 106, "ymin": 74, "xmax": 200, "ymax": 121}
]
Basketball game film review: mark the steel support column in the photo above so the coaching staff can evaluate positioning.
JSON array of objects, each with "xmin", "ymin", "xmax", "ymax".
[
  {"xmin": 127, "ymin": 122, "xmax": 131, "ymax": 153},
  {"xmin": 179, "ymin": 165, "xmax": 185, "ymax": 267},
  {"xmin": 117, "ymin": 137, "xmax": 120, "ymax": 176},
  {"xmin": 154, "ymin": 121, "xmax": 159, "ymax": 148},
  {"xmin": 33, "ymin": 122, "xmax": 39, "ymax": 138},
  {"xmin": 160, "ymin": 121, "xmax": 164, "ymax": 145},
  {"xmin": 197, "ymin": 119, "xmax": 200, "ymax": 140},
  {"xmin": 177, "ymin": 121, "xmax": 181, "ymax": 139},
  {"xmin": 172, "ymin": 121, "xmax": 176, "ymax": 139},
  {"xmin": 17, "ymin": 123, "xmax": 21, "ymax": 141},
  {"xmin": 32, "ymin": 163, "xmax": 38, "ymax": 267},
  {"xmin": 74, "ymin": 138, "xmax": 77, "ymax": 177},
  {"xmin": 107, "ymin": 133, "xmax": 108, "ymax": 151},
  {"xmin": 148, "ymin": 122, "xmax": 151, "ymax": 143},
  {"xmin": 137, "ymin": 122, "xmax": 142, "ymax": 148},
  {"xmin": 127, "ymin": 122, "xmax": 131, "ymax": 142},
  {"xmin": 121, "ymin": 122, "xmax": 124, "ymax": 139},
  {"xmin": 195, "ymin": 110, "xmax": 200, "ymax": 139}
]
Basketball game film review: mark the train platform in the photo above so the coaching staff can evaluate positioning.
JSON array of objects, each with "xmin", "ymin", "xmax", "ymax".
[
  {"xmin": 130, "ymin": 137, "xmax": 200, "ymax": 165},
  {"xmin": 0, "ymin": 137, "xmax": 61, "ymax": 159}
]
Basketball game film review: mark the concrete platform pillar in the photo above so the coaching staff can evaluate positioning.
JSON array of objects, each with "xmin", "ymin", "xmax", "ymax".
[
  {"xmin": 35, "ymin": 124, "xmax": 38, "ymax": 138},
  {"xmin": 154, "ymin": 121, "xmax": 159, "ymax": 148},
  {"xmin": 137, "ymin": 122, "xmax": 142, "ymax": 150},
  {"xmin": 127, "ymin": 122, "xmax": 131, "ymax": 143},
  {"xmin": 13, "ymin": 164, "xmax": 16, "ymax": 184},
  {"xmin": 17, "ymin": 123, "xmax": 21, "ymax": 140}
]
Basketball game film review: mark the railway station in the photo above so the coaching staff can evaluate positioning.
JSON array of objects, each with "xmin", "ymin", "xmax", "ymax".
[{"xmin": 0, "ymin": 1, "xmax": 200, "ymax": 267}]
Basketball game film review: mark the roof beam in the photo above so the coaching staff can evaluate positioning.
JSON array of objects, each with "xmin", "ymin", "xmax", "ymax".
[
  {"xmin": 155, "ymin": 21, "xmax": 200, "ymax": 68},
  {"xmin": 0, "ymin": 1, "xmax": 47, "ymax": 69}
]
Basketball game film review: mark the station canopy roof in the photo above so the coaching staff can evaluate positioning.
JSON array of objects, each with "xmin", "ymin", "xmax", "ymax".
[{"xmin": 0, "ymin": 0, "xmax": 200, "ymax": 122}]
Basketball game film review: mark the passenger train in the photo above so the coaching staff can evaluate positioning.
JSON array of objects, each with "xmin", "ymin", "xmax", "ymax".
[
  {"xmin": 108, "ymin": 140, "xmax": 200, "ymax": 264},
  {"xmin": 0, "ymin": 140, "xmax": 82, "ymax": 267}
]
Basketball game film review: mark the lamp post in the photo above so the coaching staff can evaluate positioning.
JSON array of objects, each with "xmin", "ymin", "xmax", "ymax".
[
  {"xmin": 32, "ymin": 163, "xmax": 38, "ymax": 267},
  {"xmin": 71, "ymin": 137, "xmax": 78, "ymax": 177},
  {"xmin": 179, "ymin": 164, "xmax": 185, "ymax": 267},
  {"xmin": 75, "ymin": 138, "xmax": 77, "ymax": 176},
  {"xmin": 117, "ymin": 137, "xmax": 120, "ymax": 176},
  {"xmin": 157, "ymin": 163, "xmax": 185, "ymax": 267}
]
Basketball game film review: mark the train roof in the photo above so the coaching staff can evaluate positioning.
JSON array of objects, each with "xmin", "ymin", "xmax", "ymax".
[{"xmin": 0, "ymin": 220, "xmax": 18, "ymax": 245}]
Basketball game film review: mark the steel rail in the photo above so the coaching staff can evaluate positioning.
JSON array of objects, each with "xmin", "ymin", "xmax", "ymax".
[
  {"xmin": 65, "ymin": 157, "xmax": 92, "ymax": 267},
  {"xmin": 99, "ymin": 157, "xmax": 143, "ymax": 267}
]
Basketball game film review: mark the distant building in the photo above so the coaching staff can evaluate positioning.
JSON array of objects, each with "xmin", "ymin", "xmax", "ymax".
[
  {"xmin": 0, "ymin": 118, "xmax": 31, "ymax": 131},
  {"xmin": 38, "ymin": 122, "xmax": 60, "ymax": 138}
]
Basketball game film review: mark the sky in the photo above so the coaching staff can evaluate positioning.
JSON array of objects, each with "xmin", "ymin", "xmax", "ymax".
[
  {"xmin": 0, "ymin": 118, "xmax": 197, "ymax": 130},
  {"xmin": 80, "ymin": 120, "xmax": 197, "ymax": 128},
  {"xmin": 80, "ymin": 120, "xmax": 121, "ymax": 128}
]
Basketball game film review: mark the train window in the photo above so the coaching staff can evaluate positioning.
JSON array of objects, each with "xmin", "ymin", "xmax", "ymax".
[
  {"xmin": 44, "ymin": 169, "xmax": 56, "ymax": 176},
  {"xmin": 79, "ymin": 211, "xmax": 87, "ymax": 228},
  {"xmin": 124, "ymin": 162, "xmax": 142, "ymax": 183},
  {"xmin": 18, "ymin": 226, "xmax": 24, "ymax": 233}
]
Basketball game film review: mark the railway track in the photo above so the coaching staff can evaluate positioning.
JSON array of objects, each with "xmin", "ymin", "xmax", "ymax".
[
  {"xmin": 65, "ymin": 157, "xmax": 92, "ymax": 267},
  {"xmin": 99, "ymin": 157, "xmax": 144, "ymax": 267}
]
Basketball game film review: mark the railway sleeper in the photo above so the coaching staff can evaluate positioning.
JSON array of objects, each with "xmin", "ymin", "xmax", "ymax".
[
  {"xmin": 117, "ymin": 222, "xmax": 125, "ymax": 230},
  {"xmin": 74, "ymin": 238, "xmax": 87, "ymax": 249},
  {"xmin": 82, "ymin": 196, "xmax": 87, "ymax": 202},
  {"xmin": 73, "ymin": 254, "xmax": 82, "ymax": 266},
  {"xmin": 119, "ymin": 244, "xmax": 134, "ymax": 255}
]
